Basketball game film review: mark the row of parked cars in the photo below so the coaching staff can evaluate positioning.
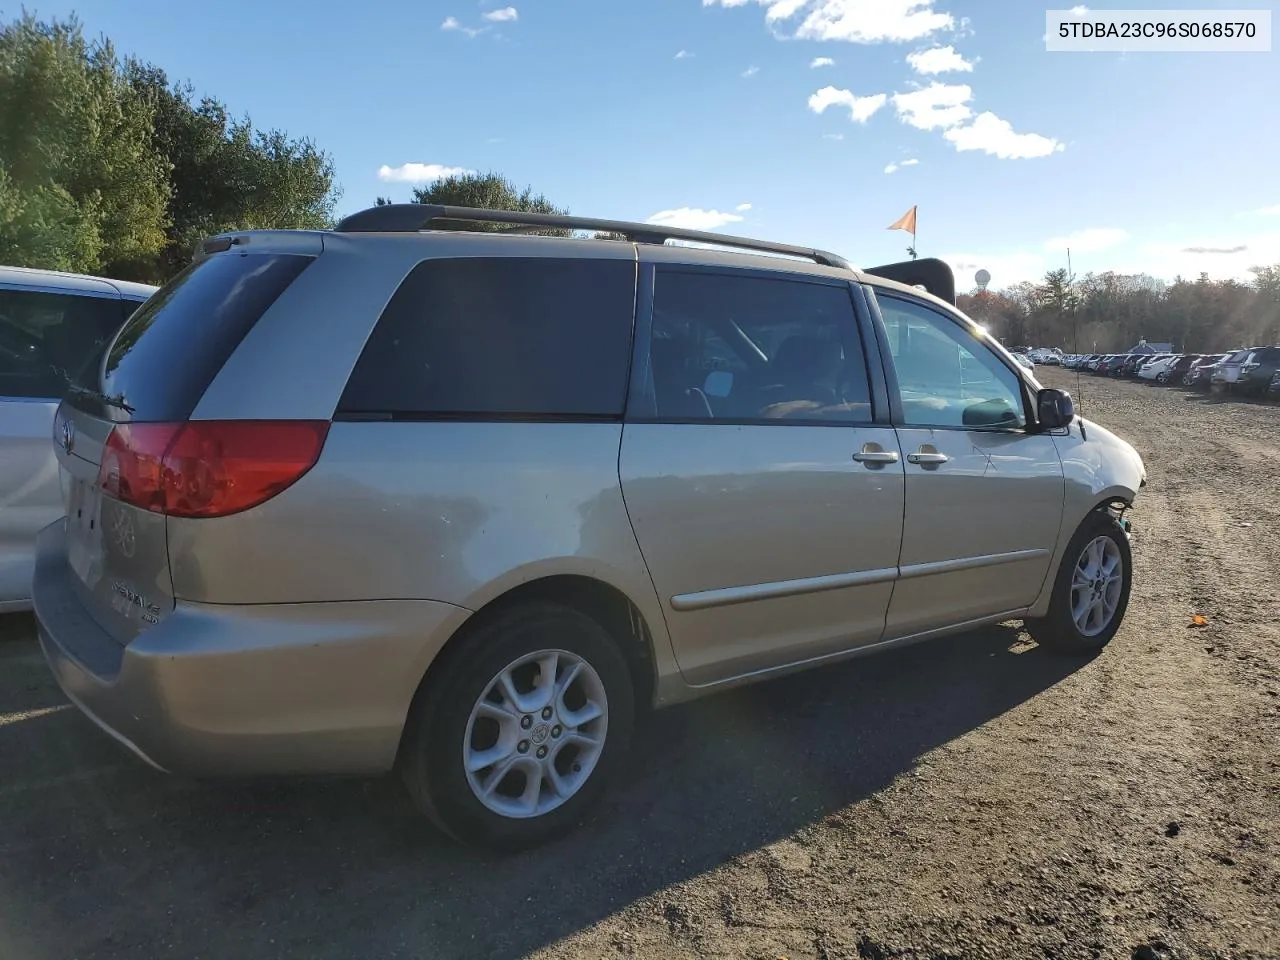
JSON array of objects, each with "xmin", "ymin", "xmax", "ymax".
[{"xmin": 1061, "ymin": 347, "xmax": 1280, "ymax": 398}]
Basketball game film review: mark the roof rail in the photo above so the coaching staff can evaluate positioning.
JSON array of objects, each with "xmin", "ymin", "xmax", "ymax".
[{"xmin": 332, "ymin": 203, "xmax": 853, "ymax": 270}]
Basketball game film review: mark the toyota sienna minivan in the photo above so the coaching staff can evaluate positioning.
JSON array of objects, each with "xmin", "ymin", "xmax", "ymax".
[{"xmin": 33, "ymin": 205, "xmax": 1146, "ymax": 850}]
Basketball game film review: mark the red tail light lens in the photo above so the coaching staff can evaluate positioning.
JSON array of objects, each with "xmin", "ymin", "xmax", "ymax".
[{"xmin": 98, "ymin": 421, "xmax": 329, "ymax": 518}]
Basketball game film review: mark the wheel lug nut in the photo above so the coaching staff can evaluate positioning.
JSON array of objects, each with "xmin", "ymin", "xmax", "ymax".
[
  {"xmin": 551, "ymin": 725, "xmax": 562, "ymax": 738},
  {"xmin": 572, "ymin": 762, "xmax": 581, "ymax": 773},
  {"xmin": 518, "ymin": 741, "xmax": 530, "ymax": 753},
  {"xmin": 541, "ymin": 707, "xmax": 553, "ymax": 720},
  {"xmin": 520, "ymin": 715, "xmax": 532, "ymax": 729},
  {"xmin": 536, "ymin": 746, "xmax": 548, "ymax": 759}
]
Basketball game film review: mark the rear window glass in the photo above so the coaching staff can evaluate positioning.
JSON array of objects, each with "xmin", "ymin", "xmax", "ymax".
[
  {"xmin": 99, "ymin": 253, "xmax": 313, "ymax": 421},
  {"xmin": 0, "ymin": 289, "xmax": 132, "ymax": 400},
  {"xmin": 338, "ymin": 257, "xmax": 636, "ymax": 419}
]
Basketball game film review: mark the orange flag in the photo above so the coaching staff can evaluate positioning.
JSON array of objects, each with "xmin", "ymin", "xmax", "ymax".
[{"xmin": 888, "ymin": 205, "xmax": 917, "ymax": 234}]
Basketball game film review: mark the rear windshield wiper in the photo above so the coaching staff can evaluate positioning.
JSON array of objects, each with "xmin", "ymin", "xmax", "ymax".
[
  {"xmin": 64, "ymin": 383, "xmax": 135, "ymax": 414},
  {"xmin": 55, "ymin": 367, "xmax": 135, "ymax": 415}
]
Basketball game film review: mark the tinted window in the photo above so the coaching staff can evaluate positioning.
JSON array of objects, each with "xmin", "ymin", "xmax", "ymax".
[
  {"xmin": 877, "ymin": 294, "xmax": 1027, "ymax": 430},
  {"xmin": 99, "ymin": 253, "xmax": 313, "ymax": 421},
  {"xmin": 0, "ymin": 289, "xmax": 130, "ymax": 400},
  {"xmin": 640, "ymin": 268, "xmax": 872, "ymax": 423},
  {"xmin": 338, "ymin": 257, "xmax": 636, "ymax": 418}
]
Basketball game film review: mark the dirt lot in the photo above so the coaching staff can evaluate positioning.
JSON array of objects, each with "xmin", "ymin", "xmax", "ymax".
[{"xmin": 1, "ymin": 369, "xmax": 1277, "ymax": 960}]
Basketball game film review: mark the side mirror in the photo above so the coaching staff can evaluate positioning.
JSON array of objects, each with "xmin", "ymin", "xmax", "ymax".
[{"xmin": 1037, "ymin": 388, "xmax": 1075, "ymax": 429}]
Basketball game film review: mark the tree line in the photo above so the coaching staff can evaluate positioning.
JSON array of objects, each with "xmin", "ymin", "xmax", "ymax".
[
  {"xmin": 0, "ymin": 13, "xmax": 338, "ymax": 284},
  {"xmin": 959, "ymin": 265, "xmax": 1280, "ymax": 354}
]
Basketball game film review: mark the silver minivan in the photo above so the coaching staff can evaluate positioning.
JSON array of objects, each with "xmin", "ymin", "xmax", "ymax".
[
  {"xmin": 0, "ymin": 266, "xmax": 155, "ymax": 612},
  {"xmin": 32, "ymin": 206, "xmax": 1145, "ymax": 850}
]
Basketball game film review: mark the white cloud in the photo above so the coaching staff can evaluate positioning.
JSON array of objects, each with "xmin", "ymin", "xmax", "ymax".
[
  {"xmin": 823, "ymin": 132, "xmax": 845, "ymax": 140},
  {"xmin": 943, "ymin": 111, "xmax": 1063, "ymax": 158},
  {"xmin": 1069, "ymin": 5, "xmax": 1089, "ymax": 16},
  {"xmin": 743, "ymin": 65, "xmax": 760, "ymax": 77},
  {"xmin": 378, "ymin": 163, "xmax": 475, "ymax": 183},
  {"xmin": 906, "ymin": 44, "xmax": 975, "ymax": 74},
  {"xmin": 646, "ymin": 208, "xmax": 746, "ymax": 231},
  {"xmin": 1044, "ymin": 228, "xmax": 1129, "ymax": 253},
  {"xmin": 704, "ymin": 0, "xmax": 955, "ymax": 44},
  {"xmin": 885, "ymin": 163, "xmax": 898, "ymax": 174},
  {"xmin": 675, "ymin": 49, "xmax": 693, "ymax": 58},
  {"xmin": 441, "ymin": 16, "xmax": 483, "ymax": 37},
  {"xmin": 482, "ymin": 6, "xmax": 518, "ymax": 21},
  {"xmin": 811, "ymin": 56, "xmax": 836, "ymax": 67},
  {"xmin": 886, "ymin": 157, "xmax": 921, "ymax": 172},
  {"xmin": 736, "ymin": 202, "xmax": 753, "ymax": 211},
  {"xmin": 901, "ymin": 157, "xmax": 920, "ymax": 165},
  {"xmin": 1253, "ymin": 203, "xmax": 1280, "ymax": 216},
  {"xmin": 808, "ymin": 85, "xmax": 888, "ymax": 123},
  {"xmin": 892, "ymin": 82, "xmax": 972, "ymax": 130}
]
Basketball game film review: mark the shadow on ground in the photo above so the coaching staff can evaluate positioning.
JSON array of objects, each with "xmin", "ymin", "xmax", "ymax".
[{"xmin": 0, "ymin": 617, "xmax": 1085, "ymax": 960}]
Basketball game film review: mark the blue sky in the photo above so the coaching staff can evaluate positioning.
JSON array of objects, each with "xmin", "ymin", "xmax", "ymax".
[{"xmin": 22, "ymin": 0, "xmax": 1280, "ymax": 289}]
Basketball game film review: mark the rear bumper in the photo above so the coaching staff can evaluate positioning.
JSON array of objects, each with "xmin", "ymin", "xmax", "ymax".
[{"xmin": 33, "ymin": 521, "xmax": 470, "ymax": 777}]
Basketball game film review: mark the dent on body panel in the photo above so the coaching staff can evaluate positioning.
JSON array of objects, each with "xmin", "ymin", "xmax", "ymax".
[{"xmin": 1052, "ymin": 419, "xmax": 1144, "ymax": 518}]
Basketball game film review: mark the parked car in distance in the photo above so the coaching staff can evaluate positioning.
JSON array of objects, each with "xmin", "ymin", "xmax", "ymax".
[
  {"xmin": 1157, "ymin": 354, "xmax": 1200, "ymax": 384},
  {"xmin": 1012, "ymin": 352, "xmax": 1035, "ymax": 371},
  {"xmin": 1185, "ymin": 353, "xmax": 1228, "ymax": 389},
  {"xmin": 1237, "ymin": 346, "xmax": 1280, "ymax": 397},
  {"xmin": 1, "ymin": 265, "xmax": 156, "ymax": 612},
  {"xmin": 1211, "ymin": 349, "xmax": 1256, "ymax": 392},
  {"xmin": 32, "ymin": 204, "xmax": 1146, "ymax": 851},
  {"xmin": 1268, "ymin": 369, "xmax": 1280, "ymax": 399},
  {"xmin": 1136, "ymin": 354, "xmax": 1180, "ymax": 381}
]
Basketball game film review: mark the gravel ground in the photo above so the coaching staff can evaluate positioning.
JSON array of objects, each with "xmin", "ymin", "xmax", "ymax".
[{"xmin": 1, "ymin": 368, "xmax": 1277, "ymax": 960}]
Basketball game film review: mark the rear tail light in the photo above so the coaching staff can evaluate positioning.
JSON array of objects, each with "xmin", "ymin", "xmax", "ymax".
[{"xmin": 98, "ymin": 421, "xmax": 329, "ymax": 518}]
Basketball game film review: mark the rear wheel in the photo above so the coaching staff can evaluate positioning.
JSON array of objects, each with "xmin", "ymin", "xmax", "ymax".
[
  {"xmin": 1029, "ymin": 511, "xmax": 1132, "ymax": 654},
  {"xmin": 400, "ymin": 603, "xmax": 635, "ymax": 851}
]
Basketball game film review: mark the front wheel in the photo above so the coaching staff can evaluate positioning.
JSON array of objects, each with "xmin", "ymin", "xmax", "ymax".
[
  {"xmin": 1028, "ymin": 511, "xmax": 1132, "ymax": 654},
  {"xmin": 399, "ymin": 603, "xmax": 635, "ymax": 851}
]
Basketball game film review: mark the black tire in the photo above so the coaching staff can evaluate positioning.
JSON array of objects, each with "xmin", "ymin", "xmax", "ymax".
[
  {"xmin": 1028, "ymin": 510, "xmax": 1132, "ymax": 655},
  {"xmin": 400, "ymin": 602, "xmax": 635, "ymax": 852}
]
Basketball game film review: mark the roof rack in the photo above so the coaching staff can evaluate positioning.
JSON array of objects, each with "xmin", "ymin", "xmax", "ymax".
[{"xmin": 332, "ymin": 203, "xmax": 853, "ymax": 270}]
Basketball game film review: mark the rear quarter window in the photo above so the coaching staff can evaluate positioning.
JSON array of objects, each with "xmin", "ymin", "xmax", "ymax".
[
  {"xmin": 338, "ymin": 257, "xmax": 637, "ymax": 419},
  {"xmin": 100, "ymin": 253, "xmax": 314, "ymax": 421}
]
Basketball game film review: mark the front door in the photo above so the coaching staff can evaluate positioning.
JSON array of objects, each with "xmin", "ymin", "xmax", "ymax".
[
  {"xmin": 871, "ymin": 290, "xmax": 1066, "ymax": 638},
  {"xmin": 620, "ymin": 263, "xmax": 905, "ymax": 687}
]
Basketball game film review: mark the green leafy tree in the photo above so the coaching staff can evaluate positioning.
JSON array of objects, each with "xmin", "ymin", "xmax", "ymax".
[
  {"xmin": 411, "ymin": 171, "xmax": 570, "ymax": 236},
  {"xmin": 0, "ymin": 12, "xmax": 339, "ymax": 282},
  {"xmin": 0, "ymin": 14, "xmax": 170, "ymax": 277},
  {"xmin": 125, "ymin": 60, "xmax": 339, "ymax": 277}
]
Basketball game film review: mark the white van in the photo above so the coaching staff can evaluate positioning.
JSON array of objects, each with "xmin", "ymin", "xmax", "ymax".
[{"xmin": 0, "ymin": 265, "xmax": 156, "ymax": 611}]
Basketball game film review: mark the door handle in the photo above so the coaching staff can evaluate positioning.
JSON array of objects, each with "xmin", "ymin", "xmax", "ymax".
[
  {"xmin": 853, "ymin": 445, "xmax": 900, "ymax": 465},
  {"xmin": 907, "ymin": 448, "xmax": 950, "ymax": 465}
]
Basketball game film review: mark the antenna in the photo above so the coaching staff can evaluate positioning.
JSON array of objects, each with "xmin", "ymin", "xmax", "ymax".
[{"xmin": 1066, "ymin": 245, "xmax": 1087, "ymax": 437}]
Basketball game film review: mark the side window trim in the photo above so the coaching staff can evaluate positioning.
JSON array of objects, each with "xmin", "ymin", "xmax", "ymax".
[
  {"xmin": 848, "ymin": 281, "xmax": 892, "ymax": 426},
  {"xmin": 626, "ymin": 262, "xmax": 884, "ymax": 428},
  {"xmin": 866, "ymin": 285, "xmax": 1033, "ymax": 433}
]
